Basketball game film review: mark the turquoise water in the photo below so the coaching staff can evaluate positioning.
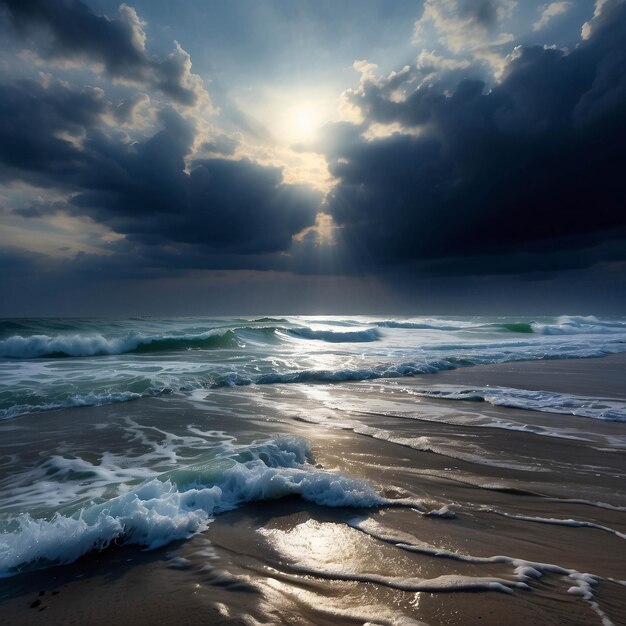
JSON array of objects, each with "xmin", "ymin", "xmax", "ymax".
[{"xmin": 2, "ymin": 315, "xmax": 626, "ymax": 419}]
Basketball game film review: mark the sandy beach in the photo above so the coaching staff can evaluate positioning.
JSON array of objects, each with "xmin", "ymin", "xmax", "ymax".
[{"xmin": 1, "ymin": 353, "xmax": 624, "ymax": 625}]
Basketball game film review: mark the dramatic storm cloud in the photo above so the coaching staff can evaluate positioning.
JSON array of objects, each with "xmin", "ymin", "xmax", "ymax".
[
  {"xmin": 0, "ymin": 0, "xmax": 624, "ymax": 314},
  {"xmin": 1, "ymin": 0, "xmax": 205, "ymax": 105},
  {"xmin": 320, "ymin": 0, "xmax": 626, "ymax": 275}
]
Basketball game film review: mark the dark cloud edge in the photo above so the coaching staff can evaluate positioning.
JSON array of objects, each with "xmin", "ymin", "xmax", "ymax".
[{"xmin": 0, "ymin": 0, "xmax": 624, "ymax": 282}]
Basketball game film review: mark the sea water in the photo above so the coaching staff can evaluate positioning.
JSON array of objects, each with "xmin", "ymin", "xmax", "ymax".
[
  {"xmin": 0, "ymin": 315, "xmax": 625, "ymax": 624},
  {"xmin": 2, "ymin": 314, "xmax": 625, "ymax": 420}
]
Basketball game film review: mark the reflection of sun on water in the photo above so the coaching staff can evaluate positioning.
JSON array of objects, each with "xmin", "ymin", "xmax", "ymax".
[{"xmin": 259, "ymin": 520, "xmax": 364, "ymax": 569}]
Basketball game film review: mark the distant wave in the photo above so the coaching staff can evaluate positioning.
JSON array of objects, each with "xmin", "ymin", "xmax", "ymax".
[
  {"xmin": 375, "ymin": 320, "xmax": 533, "ymax": 332},
  {"xmin": 0, "ymin": 436, "xmax": 418, "ymax": 578},
  {"xmin": 374, "ymin": 320, "xmax": 471, "ymax": 330},
  {"xmin": 375, "ymin": 320, "xmax": 535, "ymax": 333},
  {"xmin": 217, "ymin": 359, "xmax": 454, "ymax": 387},
  {"xmin": 0, "ymin": 324, "xmax": 384, "ymax": 359},
  {"xmin": 283, "ymin": 327, "xmax": 381, "ymax": 343},
  {"xmin": 374, "ymin": 316, "xmax": 626, "ymax": 336},
  {"xmin": 495, "ymin": 322, "xmax": 534, "ymax": 334},
  {"xmin": 0, "ymin": 330, "xmax": 240, "ymax": 358},
  {"xmin": 532, "ymin": 315, "xmax": 626, "ymax": 335},
  {"xmin": 251, "ymin": 317, "xmax": 289, "ymax": 323}
]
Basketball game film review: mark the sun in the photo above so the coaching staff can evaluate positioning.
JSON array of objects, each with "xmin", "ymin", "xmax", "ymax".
[
  {"xmin": 293, "ymin": 107, "xmax": 316, "ymax": 135},
  {"xmin": 286, "ymin": 103, "xmax": 321, "ymax": 142}
]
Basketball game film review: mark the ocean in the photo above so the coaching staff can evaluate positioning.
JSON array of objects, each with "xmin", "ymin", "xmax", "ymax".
[{"xmin": 0, "ymin": 315, "xmax": 625, "ymax": 625}]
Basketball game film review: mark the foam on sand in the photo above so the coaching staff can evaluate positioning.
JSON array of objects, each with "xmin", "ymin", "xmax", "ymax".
[
  {"xmin": 0, "ymin": 436, "xmax": 427, "ymax": 578},
  {"xmin": 350, "ymin": 517, "xmax": 618, "ymax": 626},
  {"xmin": 404, "ymin": 386, "xmax": 626, "ymax": 422}
]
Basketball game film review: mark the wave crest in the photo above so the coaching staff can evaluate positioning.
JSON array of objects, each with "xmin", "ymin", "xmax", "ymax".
[
  {"xmin": 284, "ymin": 327, "xmax": 381, "ymax": 342},
  {"xmin": 0, "ymin": 330, "xmax": 240, "ymax": 358},
  {"xmin": 0, "ymin": 436, "xmax": 391, "ymax": 577},
  {"xmin": 532, "ymin": 315, "xmax": 626, "ymax": 335}
]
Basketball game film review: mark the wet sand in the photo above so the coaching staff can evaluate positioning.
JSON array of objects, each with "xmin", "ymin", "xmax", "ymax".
[
  {"xmin": 1, "ymin": 355, "xmax": 625, "ymax": 625},
  {"xmin": 409, "ymin": 352, "xmax": 626, "ymax": 398}
]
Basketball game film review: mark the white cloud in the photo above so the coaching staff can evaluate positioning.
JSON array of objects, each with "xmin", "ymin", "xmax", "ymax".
[
  {"xmin": 414, "ymin": 0, "xmax": 517, "ymax": 53},
  {"xmin": 533, "ymin": 2, "xmax": 571, "ymax": 32},
  {"xmin": 581, "ymin": 0, "xmax": 622, "ymax": 39}
]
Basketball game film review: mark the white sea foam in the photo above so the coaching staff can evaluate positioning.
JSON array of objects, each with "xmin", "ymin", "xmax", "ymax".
[
  {"xmin": 255, "ymin": 361, "xmax": 448, "ymax": 385},
  {"xmin": 2, "ymin": 314, "xmax": 626, "ymax": 419},
  {"xmin": 532, "ymin": 315, "xmax": 626, "ymax": 335},
  {"xmin": 0, "ymin": 436, "xmax": 419, "ymax": 577},
  {"xmin": 351, "ymin": 425, "xmax": 547, "ymax": 472},
  {"xmin": 281, "ymin": 564, "xmax": 525, "ymax": 594},
  {"xmin": 283, "ymin": 327, "xmax": 381, "ymax": 342},
  {"xmin": 405, "ymin": 385, "xmax": 626, "ymax": 422},
  {"xmin": 542, "ymin": 498, "xmax": 626, "ymax": 512},
  {"xmin": 350, "ymin": 518, "xmax": 615, "ymax": 625},
  {"xmin": 0, "ymin": 391, "xmax": 143, "ymax": 420},
  {"xmin": 0, "ymin": 330, "xmax": 238, "ymax": 359},
  {"xmin": 0, "ymin": 325, "xmax": 381, "ymax": 360},
  {"xmin": 484, "ymin": 508, "xmax": 626, "ymax": 540}
]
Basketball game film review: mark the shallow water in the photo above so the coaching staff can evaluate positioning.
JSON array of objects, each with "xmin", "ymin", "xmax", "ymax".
[{"xmin": 0, "ymin": 316, "xmax": 625, "ymax": 624}]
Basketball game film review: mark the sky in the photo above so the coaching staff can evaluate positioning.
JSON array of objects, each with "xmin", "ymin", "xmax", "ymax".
[{"xmin": 0, "ymin": 0, "xmax": 625, "ymax": 315}]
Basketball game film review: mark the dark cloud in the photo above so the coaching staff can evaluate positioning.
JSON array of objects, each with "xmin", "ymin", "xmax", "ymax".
[
  {"xmin": 453, "ymin": 0, "xmax": 507, "ymax": 27},
  {"xmin": 0, "ymin": 246, "xmax": 45, "ymax": 272},
  {"xmin": 318, "ymin": 0, "xmax": 626, "ymax": 276},
  {"xmin": 0, "ymin": 78, "xmax": 108, "ymax": 182},
  {"xmin": 1, "ymin": 0, "xmax": 625, "ymax": 302},
  {"xmin": 11, "ymin": 197, "xmax": 69, "ymax": 218},
  {"xmin": 0, "ymin": 0, "xmax": 206, "ymax": 106},
  {"xmin": 0, "ymin": 3, "xmax": 325, "ymax": 278},
  {"xmin": 114, "ymin": 92, "xmax": 149, "ymax": 124},
  {"xmin": 0, "ymin": 78, "xmax": 320, "ymax": 264}
]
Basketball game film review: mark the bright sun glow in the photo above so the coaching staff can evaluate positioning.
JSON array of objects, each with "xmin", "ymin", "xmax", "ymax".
[
  {"xmin": 285, "ymin": 103, "xmax": 321, "ymax": 142},
  {"xmin": 238, "ymin": 91, "xmax": 335, "ymax": 189},
  {"xmin": 245, "ymin": 89, "xmax": 335, "ymax": 148}
]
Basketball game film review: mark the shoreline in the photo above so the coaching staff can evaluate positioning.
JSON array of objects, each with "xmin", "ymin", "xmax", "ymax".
[
  {"xmin": 407, "ymin": 351, "xmax": 626, "ymax": 398},
  {"xmin": 0, "ymin": 350, "xmax": 624, "ymax": 625},
  {"xmin": 3, "ymin": 350, "xmax": 626, "ymax": 425}
]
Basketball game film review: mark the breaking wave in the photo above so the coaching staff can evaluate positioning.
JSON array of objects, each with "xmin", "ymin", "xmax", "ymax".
[
  {"xmin": 496, "ymin": 322, "xmax": 534, "ymax": 334},
  {"xmin": 283, "ymin": 327, "xmax": 381, "ymax": 342},
  {"xmin": 374, "ymin": 316, "xmax": 626, "ymax": 336},
  {"xmin": 373, "ymin": 320, "xmax": 472, "ymax": 330},
  {"xmin": 0, "ymin": 330, "xmax": 241, "ymax": 359},
  {"xmin": 0, "ymin": 325, "xmax": 382, "ymax": 359},
  {"xmin": 532, "ymin": 315, "xmax": 626, "ymax": 335},
  {"xmin": 0, "ymin": 436, "xmax": 414, "ymax": 578}
]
